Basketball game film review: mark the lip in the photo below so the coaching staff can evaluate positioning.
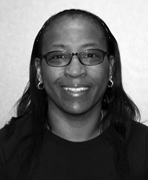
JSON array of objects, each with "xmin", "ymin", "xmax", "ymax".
[
  {"xmin": 61, "ymin": 81, "xmax": 91, "ymax": 88},
  {"xmin": 57, "ymin": 78, "xmax": 93, "ymax": 96},
  {"xmin": 61, "ymin": 85, "xmax": 90, "ymax": 97},
  {"xmin": 62, "ymin": 84, "xmax": 90, "ymax": 91},
  {"xmin": 63, "ymin": 87, "xmax": 89, "ymax": 92}
]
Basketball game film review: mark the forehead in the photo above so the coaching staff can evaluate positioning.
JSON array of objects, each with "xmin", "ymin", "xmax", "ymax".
[{"xmin": 41, "ymin": 16, "xmax": 107, "ymax": 52}]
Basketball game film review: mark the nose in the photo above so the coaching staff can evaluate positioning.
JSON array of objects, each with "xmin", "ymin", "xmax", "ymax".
[{"xmin": 64, "ymin": 55, "xmax": 87, "ymax": 78}]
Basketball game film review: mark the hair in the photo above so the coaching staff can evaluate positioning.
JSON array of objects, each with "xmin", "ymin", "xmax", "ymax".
[{"xmin": 6, "ymin": 9, "xmax": 140, "ymax": 179}]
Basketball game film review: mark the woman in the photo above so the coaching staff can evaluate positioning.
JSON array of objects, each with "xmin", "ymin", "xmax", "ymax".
[{"xmin": 0, "ymin": 9, "xmax": 148, "ymax": 180}]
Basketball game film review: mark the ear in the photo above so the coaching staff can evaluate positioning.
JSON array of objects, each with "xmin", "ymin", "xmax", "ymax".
[
  {"xmin": 108, "ymin": 55, "xmax": 114, "ymax": 79},
  {"xmin": 35, "ymin": 58, "xmax": 43, "ymax": 82}
]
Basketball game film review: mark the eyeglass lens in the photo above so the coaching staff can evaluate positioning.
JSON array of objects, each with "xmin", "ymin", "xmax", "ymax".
[{"xmin": 44, "ymin": 49, "xmax": 106, "ymax": 67}]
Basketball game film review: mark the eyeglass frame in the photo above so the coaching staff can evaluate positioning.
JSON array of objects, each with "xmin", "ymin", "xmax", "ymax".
[{"xmin": 42, "ymin": 48, "xmax": 108, "ymax": 67}]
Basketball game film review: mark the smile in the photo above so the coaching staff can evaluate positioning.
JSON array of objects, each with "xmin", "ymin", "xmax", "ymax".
[{"xmin": 63, "ymin": 87, "xmax": 89, "ymax": 92}]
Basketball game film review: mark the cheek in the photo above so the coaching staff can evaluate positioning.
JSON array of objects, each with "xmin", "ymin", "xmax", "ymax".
[
  {"xmin": 41, "ymin": 63, "xmax": 62, "ymax": 92},
  {"xmin": 88, "ymin": 62, "xmax": 109, "ymax": 87},
  {"xmin": 90, "ymin": 64, "xmax": 109, "ymax": 105}
]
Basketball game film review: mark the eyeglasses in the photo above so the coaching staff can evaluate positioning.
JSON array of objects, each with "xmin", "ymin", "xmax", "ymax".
[{"xmin": 42, "ymin": 49, "xmax": 108, "ymax": 67}]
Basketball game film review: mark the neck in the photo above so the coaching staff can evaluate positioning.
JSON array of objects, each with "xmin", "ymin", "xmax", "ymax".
[{"xmin": 47, "ymin": 105, "xmax": 103, "ymax": 142}]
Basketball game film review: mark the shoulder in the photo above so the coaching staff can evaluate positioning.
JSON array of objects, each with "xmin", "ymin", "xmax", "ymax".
[
  {"xmin": 0, "ymin": 114, "xmax": 32, "ymax": 162},
  {"xmin": 128, "ymin": 120, "xmax": 148, "ymax": 178},
  {"xmin": 0, "ymin": 113, "xmax": 32, "ymax": 139},
  {"xmin": 130, "ymin": 120, "xmax": 148, "ymax": 140},
  {"xmin": 128, "ymin": 120, "xmax": 148, "ymax": 148}
]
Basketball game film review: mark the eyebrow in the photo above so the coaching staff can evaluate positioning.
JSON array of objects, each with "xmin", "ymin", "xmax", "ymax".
[
  {"xmin": 80, "ymin": 43, "xmax": 99, "ymax": 48},
  {"xmin": 51, "ymin": 43, "xmax": 99, "ymax": 49},
  {"xmin": 51, "ymin": 44, "xmax": 68, "ymax": 49}
]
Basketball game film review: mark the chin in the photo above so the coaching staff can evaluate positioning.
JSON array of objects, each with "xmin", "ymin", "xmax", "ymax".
[{"xmin": 62, "ymin": 103, "xmax": 93, "ymax": 115}]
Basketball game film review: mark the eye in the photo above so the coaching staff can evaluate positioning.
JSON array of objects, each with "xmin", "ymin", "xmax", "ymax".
[
  {"xmin": 47, "ymin": 51, "xmax": 70, "ymax": 61},
  {"xmin": 83, "ymin": 53, "xmax": 97, "ymax": 59},
  {"xmin": 53, "ymin": 54, "xmax": 66, "ymax": 59},
  {"xmin": 85, "ymin": 53, "xmax": 96, "ymax": 58}
]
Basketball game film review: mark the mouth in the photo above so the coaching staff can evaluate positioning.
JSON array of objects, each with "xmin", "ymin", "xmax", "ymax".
[
  {"xmin": 63, "ymin": 87, "xmax": 89, "ymax": 92},
  {"xmin": 62, "ymin": 86, "xmax": 90, "ymax": 97}
]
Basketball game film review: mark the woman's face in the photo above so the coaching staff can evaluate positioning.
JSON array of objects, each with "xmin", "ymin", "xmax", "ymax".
[{"xmin": 35, "ymin": 17, "xmax": 114, "ymax": 115}]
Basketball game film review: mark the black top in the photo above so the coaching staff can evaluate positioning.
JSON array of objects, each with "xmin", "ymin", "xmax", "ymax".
[{"xmin": 0, "ymin": 116, "xmax": 148, "ymax": 180}]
